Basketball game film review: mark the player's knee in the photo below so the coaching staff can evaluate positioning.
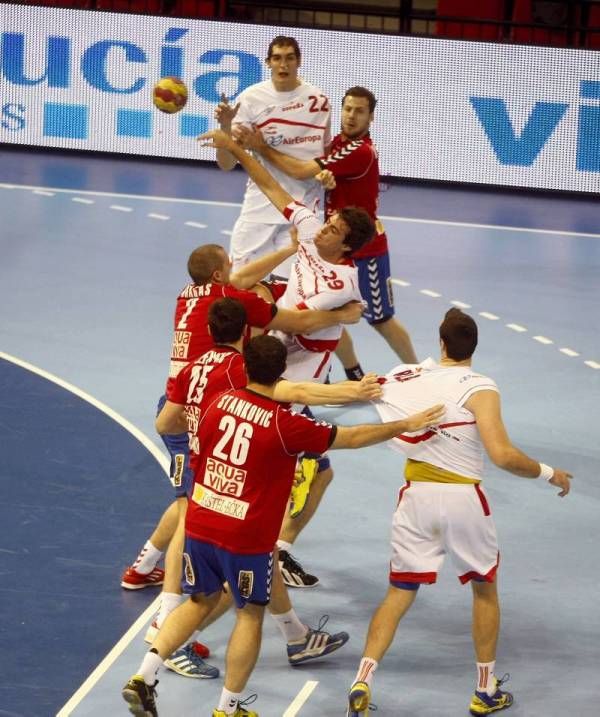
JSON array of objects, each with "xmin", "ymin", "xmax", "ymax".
[{"xmin": 316, "ymin": 466, "xmax": 334, "ymax": 487}]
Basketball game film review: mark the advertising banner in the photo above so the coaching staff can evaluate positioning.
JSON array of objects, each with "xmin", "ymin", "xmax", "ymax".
[{"xmin": 1, "ymin": 4, "xmax": 599, "ymax": 192}]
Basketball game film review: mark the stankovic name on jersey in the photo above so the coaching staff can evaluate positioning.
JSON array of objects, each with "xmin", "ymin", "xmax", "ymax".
[{"xmin": 217, "ymin": 395, "xmax": 273, "ymax": 427}]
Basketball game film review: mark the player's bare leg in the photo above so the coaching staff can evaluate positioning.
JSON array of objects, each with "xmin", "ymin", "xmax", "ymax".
[
  {"xmin": 223, "ymin": 603, "xmax": 265, "ymax": 692},
  {"xmin": 347, "ymin": 585, "xmax": 417, "ymax": 713},
  {"xmin": 161, "ymin": 497, "xmax": 186, "ymax": 595},
  {"xmin": 148, "ymin": 500, "xmax": 180, "ymax": 551},
  {"xmin": 373, "ymin": 317, "xmax": 417, "ymax": 364},
  {"xmin": 152, "ymin": 591, "xmax": 222, "ymax": 659},
  {"xmin": 279, "ymin": 467, "xmax": 333, "ymax": 544},
  {"xmin": 362, "ymin": 585, "xmax": 417, "ymax": 661},
  {"xmin": 471, "ymin": 579, "xmax": 500, "ymax": 662}
]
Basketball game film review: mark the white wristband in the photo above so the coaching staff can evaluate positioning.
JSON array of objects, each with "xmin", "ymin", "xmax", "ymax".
[{"xmin": 538, "ymin": 463, "xmax": 554, "ymax": 481}]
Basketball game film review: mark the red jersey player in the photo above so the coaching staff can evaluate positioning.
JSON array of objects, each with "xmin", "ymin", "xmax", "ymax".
[
  {"xmin": 235, "ymin": 85, "xmax": 418, "ymax": 378},
  {"xmin": 123, "ymin": 333, "xmax": 444, "ymax": 717}
]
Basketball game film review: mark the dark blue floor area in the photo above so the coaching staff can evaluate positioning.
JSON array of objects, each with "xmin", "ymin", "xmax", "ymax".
[
  {"xmin": 0, "ymin": 359, "xmax": 170, "ymax": 717},
  {"xmin": 1, "ymin": 145, "xmax": 598, "ymax": 234}
]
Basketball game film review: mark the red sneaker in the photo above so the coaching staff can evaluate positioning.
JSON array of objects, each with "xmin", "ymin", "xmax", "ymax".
[
  {"xmin": 120, "ymin": 566, "xmax": 164, "ymax": 590},
  {"xmin": 190, "ymin": 641, "xmax": 211, "ymax": 659}
]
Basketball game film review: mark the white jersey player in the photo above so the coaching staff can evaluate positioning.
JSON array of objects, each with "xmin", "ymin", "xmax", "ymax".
[
  {"xmin": 199, "ymin": 125, "xmax": 376, "ymax": 589},
  {"xmin": 346, "ymin": 308, "xmax": 572, "ymax": 717},
  {"xmin": 215, "ymin": 36, "xmax": 331, "ymax": 278},
  {"xmin": 274, "ymin": 202, "xmax": 363, "ymax": 383}
]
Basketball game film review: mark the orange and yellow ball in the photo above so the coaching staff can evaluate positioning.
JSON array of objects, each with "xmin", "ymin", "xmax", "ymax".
[{"xmin": 153, "ymin": 76, "xmax": 188, "ymax": 114}]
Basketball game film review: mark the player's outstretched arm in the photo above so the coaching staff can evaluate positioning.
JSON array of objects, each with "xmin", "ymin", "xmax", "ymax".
[
  {"xmin": 230, "ymin": 240, "xmax": 298, "ymax": 290},
  {"xmin": 267, "ymin": 301, "xmax": 363, "ymax": 334},
  {"xmin": 467, "ymin": 390, "xmax": 572, "ymax": 496},
  {"xmin": 156, "ymin": 400, "xmax": 188, "ymax": 435},
  {"xmin": 199, "ymin": 129, "xmax": 294, "ymax": 213},
  {"xmin": 273, "ymin": 373, "xmax": 383, "ymax": 405},
  {"xmin": 331, "ymin": 404, "xmax": 445, "ymax": 449},
  {"xmin": 214, "ymin": 93, "xmax": 241, "ymax": 171},
  {"xmin": 235, "ymin": 126, "xmax": 321, "ymax": 180}
]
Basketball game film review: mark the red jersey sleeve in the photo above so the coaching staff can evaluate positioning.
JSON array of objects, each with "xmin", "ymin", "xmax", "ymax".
[
  {"xmin": 225, "ymin": 285, "xmax": 277, "ymax": 329},
  {"xmin": 167, "ymin": 362, "xmax": 191, "ymax": 403},
  {"xmin": 318, "ymin": 139, "xmax": 374, "ymax": 179},
  {"xmin": 276, "ymin": 407, "xmax": 337, "ymax": 456}
]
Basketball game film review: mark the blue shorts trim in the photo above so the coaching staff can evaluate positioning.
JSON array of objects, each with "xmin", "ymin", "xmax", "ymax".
[
  {"xmin": 390, "ymin": 580, "xmax": 421, "ymax": 591},
  {"xmin": 356, "ymin": 254, "xmax": 395, "ymax": 324},
  {"xmin": 182, "ymin": 537, "xmax": 273, "ymax": 608},
  {"xmin": 157, "ymin": 395, "xmax": 193, "ymax": 498}
]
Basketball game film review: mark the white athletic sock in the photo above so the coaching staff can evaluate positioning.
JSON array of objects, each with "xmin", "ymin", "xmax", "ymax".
[
  {"xmin": 217, "ymin": 687, "xmax": 242, "ymax": 714},
  {"xmin": 132, "ymin": 540, "xmax": 162, "ymax": 575},
  {"xmin": 157, "ymin": 592, "xmax": 184, "ymax": 628},
  {"xmin": 271, "ymin": 609, "xmax": 308, "ymax": 643},
  {"xmin": 276, "ymin": 540, "xmax": 293, "ymax": 553},
  {"xmin": 476, "ymin": 661, "xmax": 496, "ymax": 695},
  {"xmin": 354, "ymin": 657, "xmax": 378, "ymax": 687},
  {"xmin": 138, "ymin": 650, "xmax": 163, "ymax": 684}
]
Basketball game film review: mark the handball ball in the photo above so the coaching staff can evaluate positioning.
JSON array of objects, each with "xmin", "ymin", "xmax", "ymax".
[{"xmin": 153, "ymin": 76, "xmax": 188, "ymax": 114}]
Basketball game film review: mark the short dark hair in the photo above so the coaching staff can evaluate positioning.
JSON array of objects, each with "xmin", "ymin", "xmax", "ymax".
[
  {"xmin": 266, "ymin": 36, "xmax": 301, "ymax": 62},
  {"xmin": 343, "ymin": 86, "xmax": 377, "ymax": 113},
  {"xmin": 439, "ymin": 308, "xmax": 478, "ymax": 361},
  {"xmin": 243, "ymin": 335, "xmax": 287, "ymax": 385},
  {"xmin": 338, "ymin": 206, "xmax": 376, "ymax": 254},
  {"xmin": 187, "ymin": 244, "xmax": 227, "ymax": 284},
  {"xmin": 208, "ymin": 298, "xmax": 247, "ymax": 344}
]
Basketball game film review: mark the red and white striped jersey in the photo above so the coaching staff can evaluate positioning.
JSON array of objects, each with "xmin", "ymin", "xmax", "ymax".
[
  {"xmin": 273, "ymin": 202, "xmax": 361, "ymax": 361},
  {"xmin": 234, "ymin": 80, "xmax": 331, "ymax": 223},
  {"xmin": 375, "ymin": 358, "xmax": 499, "ymax": 480}
]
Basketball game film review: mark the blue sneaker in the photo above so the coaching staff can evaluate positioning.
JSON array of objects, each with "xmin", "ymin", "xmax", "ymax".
[
  {"xmin": 347, "ymin": 680, "xmax": 371, "ymax": 716},
  {"xmin": 469, "ymin": 674, "xmax": 513, "ymax": 715},
  {"xmin": 287, "ymin": 615, "xmax": 349, "ymax": 665},
  {"xmin": 164, "ymin": 642, "xmax": 219, "ymax": 679}
]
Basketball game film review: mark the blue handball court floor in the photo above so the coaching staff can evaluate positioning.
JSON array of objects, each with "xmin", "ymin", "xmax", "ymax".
[{"xmin": 0, "ymin": 144, "xmax": 598, "ymax": 716}]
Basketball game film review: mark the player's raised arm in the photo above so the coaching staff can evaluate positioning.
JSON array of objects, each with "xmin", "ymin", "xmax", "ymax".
[
  {"xmin": 199, "ymin": 129, "xmax": 294, "ymax": 214},
  {"xmin": 214, "ymin": 93, "xmax": 241, "ymax": 171},
  {"xmin": 235, "ymin": 126, "xmax": 321, "ymax": 180}
]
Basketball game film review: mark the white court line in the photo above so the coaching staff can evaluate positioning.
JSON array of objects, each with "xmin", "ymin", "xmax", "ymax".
[
  {"xmin": 479, "ymin": 311, "xmax": 500, "ymax": 320},
  {"xmin": 3, "ymin": 183, "xmax": 600, "ymax": 239},
  {"xmin": 379, "ymin": 214, "xmax": 600, "ymax": 240},
  {"xmin": 221, "ymin": 229, "xmax": 233, "ymax": 235},
  {"xmin": 420, "ymin": 289, "xmax": 442, "ymax": 298},
  {"xmin": 185, "ymin": 221, "xmax": 207, "ymax": 228},
  {"xmin": 1, "ymin": 182, "xmax": 243, "ymax": 207},
  {"xmin": 0, "ymin": 351, "xmax": 169, "ymax": 715},
  {"xmin": 390, "ymin": 278, "xmax": 411, "ymax": 287},
  {"xmin": 506, "ymin": 323, "xmax": 527, "ymax": 332},
  {"xmin": 32, "ymin": 189, "xmax": 55, "ymax": 196},
  {"xmin": 584, "ymin": 360, "xmax": 600, "ymax": 369},
  {"xmin": 56, "ymin": 596, "xmax": 161, "ymax": 717},
  {"xmin": 110, "ymin": 204, "xmax": 133, "ymax": 212},
  {"xmin": 72, "ymin": 197, "xmax": 94, "ymax": 205},
  {"xmin": 533, "ymin": 335, "xmax": 554, "ymax": 345},
  {"xmin": 283, "ymin": 681, "xmax": 319, "ymax": 717},
  {"xmin": 451, "ymin": 300, "xmax": 471, "ymax": 309},
  {"xmin": 560, "ymin": 348, "xmax": 580, "ymax": 357},
  {"xmin": 148, "ymin": 213, "xmax": 170, "ymax": 220}
]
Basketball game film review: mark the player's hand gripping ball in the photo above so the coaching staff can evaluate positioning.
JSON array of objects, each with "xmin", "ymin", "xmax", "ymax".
[{"xmin": 153, "ymin": 77, "xmax": 188, "ymax": 114}]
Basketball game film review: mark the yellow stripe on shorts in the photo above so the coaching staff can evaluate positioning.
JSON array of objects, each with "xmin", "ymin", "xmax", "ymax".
[{"xmin": 404, "ymin": 459, "xmax": 480, "ymax": 484}]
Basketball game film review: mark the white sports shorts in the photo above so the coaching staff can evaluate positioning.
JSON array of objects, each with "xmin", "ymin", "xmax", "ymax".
[
  {"xmin": 230, "ymin": 218, "xmax": 295, "ymax": 279},
  {"xmin": 389, "ymin": 481, "xmax": 499, "ymax": 586}
]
